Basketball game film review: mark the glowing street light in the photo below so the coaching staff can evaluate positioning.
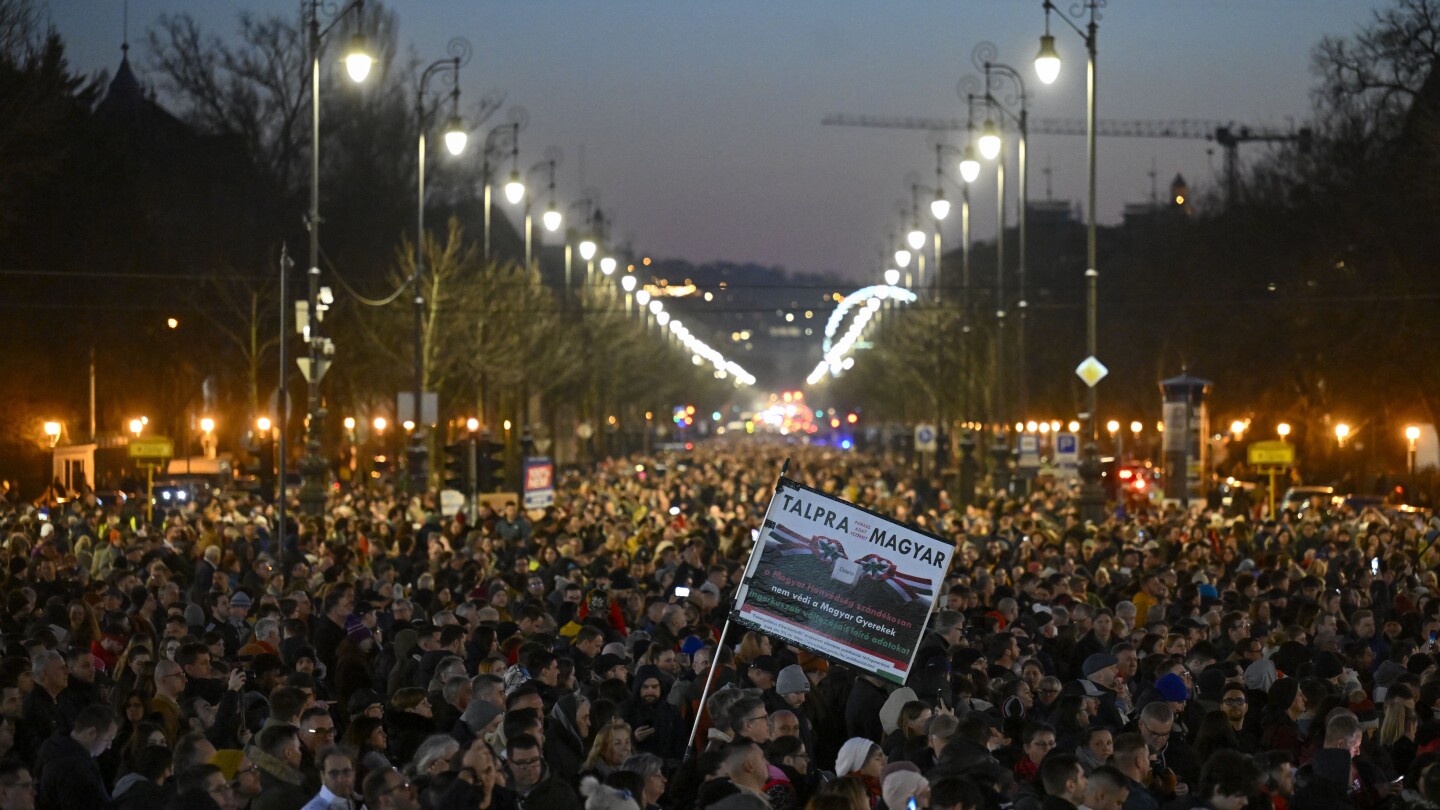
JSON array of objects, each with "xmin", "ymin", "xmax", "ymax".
[
  {"xmin": 342, "ymin": 33, "xmax": 375, "ymax": 83},
  {"xmin": 1277, "ymin": 422, "xmax": 1291, "ymax": 439},
  {"xmin": 959, "ymin": 145, "xmax": 982, "ymax": 184},
  {"xmin": 256, "ymin": 417, "xmax": 272, "ymax": 432},
  {"xmin": 1034, "ymin": 34, "xmax": 1061, "ymax": 85},
  {"xmin": 600, "ymin": 257, "xmax": 617, "ymax": 276},
  {"xmin": 373, "ymin": 416, "xmax": 388, "ymax": 434},
  {"xmin": 906, "ymin": 228, "xmax": 926, "ymax": 251},
  {"xmin": 1229, "ymin": 420, "xmax": 1246, "ymax": 440},
  {"xmin": 43, "ymin": 421, "xmax": 61, "ymax": 446},
  {"xmin": 1105, "ymin": 420, "xmax": 1120, "ymax": 436},
  {"xmin": 543, "ymin": 205, "xmax": 562, "ymax": 232},
  {"xmin": 129, "ymin": 419, "xmax": 144, "ymax": 437},
  {"xmin": 1407, "ymin": 425, "xmax": 1422, "ymax": 474},
  {"xmin": 343, "ymin": 416, "xmax": 356, "ymax": 431},
  {"xmin": 466, "ymin": 417, "xmax": 480, "ymax": 432},
  {"xmin": 1335, "ymin": 423, "xmax": 1350, "ymax": 446},
  {"xmin": 578, "ymin": 239, "xmax": 597, "ymax": 261},
  {"xmin": 1130, "ymin": 420, "xmax": 1142, "ymax": 436},
  {"xmin": 977, "ymin": 118, "xmax": 1002, "ymax": 160},
  {"xmin": 503, "ymin": 169, "xmax": 526, "ymax": 204},
  {"xmin": 883, "ymin": 268, "xmax": 900, "ymax": 286}
]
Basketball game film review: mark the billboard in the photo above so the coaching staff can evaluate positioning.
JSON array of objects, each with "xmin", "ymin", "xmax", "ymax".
[{"xmin": 733, "ymin": 477, "xmax": 953, "ymax": 684}]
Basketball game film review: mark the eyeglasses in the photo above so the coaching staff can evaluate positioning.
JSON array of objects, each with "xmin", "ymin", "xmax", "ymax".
[
  {"xmin": 1222, "ymin": 698, "xmax": 1248, "ymax": 706},
  {"xmin": 746, "ymin": 714, "xmax": 768, "ymax": 724},
  {"xmin": 1143, "ymin": 725, "xmax": 1172, "ymax": 739}
]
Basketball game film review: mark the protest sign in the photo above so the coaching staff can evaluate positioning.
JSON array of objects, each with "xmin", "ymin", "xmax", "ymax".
[{"xmin": 732, "ymin": 476, "xmax": 953, "ymax": 684}]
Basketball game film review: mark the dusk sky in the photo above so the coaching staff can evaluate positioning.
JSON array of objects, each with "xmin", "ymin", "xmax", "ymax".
[{"xmin": 51, "ymin": 1, "xmax": 1381, "ymax": 283}]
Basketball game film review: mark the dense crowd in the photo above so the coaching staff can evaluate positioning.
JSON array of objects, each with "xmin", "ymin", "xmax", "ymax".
[{"xmin": 0, "ymin": 440, "xmax": 1437, "ymax": 810}]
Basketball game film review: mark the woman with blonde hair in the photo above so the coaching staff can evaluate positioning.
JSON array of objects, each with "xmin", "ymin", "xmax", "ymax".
[
  {"xmin": 582, "ymin": 718, "xmax": 634, "ymax": 778},
  {"xmin": 734, "ymin": 631, "xmax": 771, "ymax": 668},
  {"xmin": 1379, "ymin": 704, "xmax": 1419, "ymax": 775}
]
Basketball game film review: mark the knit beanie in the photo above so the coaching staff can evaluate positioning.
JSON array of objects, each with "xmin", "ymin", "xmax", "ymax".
[
  {"xmin": 835, "ymin": 737, "xmax": 875, "ymax": 777},
  {"xmin": 882, "ymin": 771, "xmax": 929, "ymax": 810}
]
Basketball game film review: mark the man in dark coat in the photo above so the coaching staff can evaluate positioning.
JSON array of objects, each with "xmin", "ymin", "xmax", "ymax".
[
  {"xmin": 621, "ymin": 665, "xmax": 685, "ymax": 762},
  {"xmin": 505, "ymin": 734, "xmax": 578, "ymax": 809},
  {"xmin": 34, "ymin": 704, "xmax": 118, "ymax": 810}
]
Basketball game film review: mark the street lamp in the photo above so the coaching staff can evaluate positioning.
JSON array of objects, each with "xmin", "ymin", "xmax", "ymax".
[
  {"xmin": 883, "ymin": 268, "xmax": 901, "ymax": 286},
  {"xmin": 300, "ymin": 0, "xmax": 374, "ymax": 517},
  {"xmin": 522, "ymin": 154, "xmax": 562, "ymax": 270},
  {"xmin": 600, "ymin": 257, "xmax": 617, "ymax": 276},
  {"xmin": 542, "ymin": 163, "xmax": 562, "ymax": 233},
  {"xmin": 129, "ymin": 418, "xmax": 144, "ymax": 438},
  {"xmin": 958, "ymin": 145, "xmax": 981, "ymax": 183},
  {"xmin": 1230, "ymin": 420, "xmax": 1246, "ymax": 440},
  {"xmin": 256, "ymin": 417, "xmax": 272, "ymax": 432},
  {"xmin": 1407, "ymin": 425, "xmax": 1421, "ymax": 475},
  {"xmin": 43, "ymin": 421, "xmax": 61, "ymax": 447},
  {"xmin": 1277, "ymin": 422, "xmax": 1291, "ymax": 439},
  {"xmin": 373, "ymin": 416, "xmax": 388, "ymax": 434},
  {"xmin": 1335, "ymin": 423, "xmax": 1350, "ymax": 447},
  {"xmin": 977, "ymin": 117, "xmax": 1002, "ymax": 160},
  {"xmin": 893, "ymin": 248, "xmax": 912, "ymax": 268},
  {"xmin": 1037, "ymin": 0, "xmax": 1103, "ymax": 521},
  {"xmin": 979, "ymin": 45, "xmax": 1032, "ymax": 419},
  {"xmin": 481, "ymin": 121, "xmax": 522, "ymax": 260},
  {"xmin": 411, "ymin": 39, "xmax": 471, "ymax": 494}
]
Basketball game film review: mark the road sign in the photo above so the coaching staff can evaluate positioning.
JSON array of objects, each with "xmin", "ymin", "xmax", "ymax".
[
  {"xmin": 914, "ymin": 424, "xmax": 936, "ymax": 453},
  {"xmin": 1055, "ymin": 433, "xmax": 1079, "ymax": 464},
  {"xmin": 1018, "ymin": 434, "xmax": 1040, "ymax": 468},
  {"xmin": 396, "ymin": 392, "xmax": 438, "ymax": 426},
  {"xmin": 128, "ymin": 437, "xmax": 174, "ymax": 459},
  {"xmin": 523, "ymin": 456, "xmax": 555, "ymax": 510},
  {"xmin": 1075, "ymin": 356, "xmax": 1109, "ymax": 387},
  {"xmin": 1247, "ymin": 440, "xmax": 1294, "ymax": 467}
]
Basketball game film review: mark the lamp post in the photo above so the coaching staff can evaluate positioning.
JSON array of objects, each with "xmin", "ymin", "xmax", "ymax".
[
  {"xmin": 936, "ymin": 137, "xmax": 979, "ymax": 506},
  {"xmin": 978, "ymin": 44, "xmax": 1031, "ymax": 418},
  {"xmin": 409, "ymin": 39, "xmax": 471, "ymax": 496},
  {"xmin": 524, "ymin": 156, "xmax": 561, "ymax": 271},
  {"xmin": 481, "ymin": 121, "xmax": 524, "ymax": 260},
  {"xmin": 299, "ymin": 0, "xmax": 373, "ymax": 517},
  {"xmin": 1036, "ymin": 0, "xmax": 1103, "ymax": 521},
  {"xmin": 1407, "ymin": 425, "xmax": 1421, "ymax": 475}
]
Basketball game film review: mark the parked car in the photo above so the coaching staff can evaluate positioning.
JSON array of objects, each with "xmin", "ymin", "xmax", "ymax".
[{"xmin": 1280, "ymin": 485, "xmax": 1335, "ymax": 515}]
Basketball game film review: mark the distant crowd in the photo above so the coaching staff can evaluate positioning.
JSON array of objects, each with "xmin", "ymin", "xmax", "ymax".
[{"xmin": 0, "ymin": 440, "xmax": 1436, "ymax": 810}]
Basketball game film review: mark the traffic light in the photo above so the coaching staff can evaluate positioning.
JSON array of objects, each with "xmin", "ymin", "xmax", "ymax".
[
  {"xmin": 443, "ymin": 441, "xmax": 473, "ymax": 493},
  {"xmin": 476, "ymin": 435, "xmax": 505, "ymax": 492}
]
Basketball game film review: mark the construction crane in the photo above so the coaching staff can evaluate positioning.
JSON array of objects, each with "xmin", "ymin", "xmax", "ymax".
[{"xmin": 821, "ymin": 113, "xmax": 1311, "ymax": 207}]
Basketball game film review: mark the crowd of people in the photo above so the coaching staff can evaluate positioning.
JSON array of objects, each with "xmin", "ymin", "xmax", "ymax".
[{"xmin": 0, "ymin": 439, "xmax": 1437, "ymax": 810}]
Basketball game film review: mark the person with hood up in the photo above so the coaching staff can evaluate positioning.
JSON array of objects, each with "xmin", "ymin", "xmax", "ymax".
[
  {"xmin": 544, "ymin": 694, "xmax": 591, "ymax": 787},
  {"xmin": 621, "ymin": 664, "xmax": 685, "ymax": 763}
]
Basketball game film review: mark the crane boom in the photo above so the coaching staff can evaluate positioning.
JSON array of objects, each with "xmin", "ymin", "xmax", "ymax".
[{"xmin": 823, "ymin": 113, "xmax": 1311, "ymax": 205}]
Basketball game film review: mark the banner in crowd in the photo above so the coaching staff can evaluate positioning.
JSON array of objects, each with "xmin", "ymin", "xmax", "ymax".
[
  {"xmin": 732, "ymin": 477, "xmax": 953, "ymax": 684},
  {"xmin": 523, "ymin": 456, "xmax": 555, "ymax": 510}
]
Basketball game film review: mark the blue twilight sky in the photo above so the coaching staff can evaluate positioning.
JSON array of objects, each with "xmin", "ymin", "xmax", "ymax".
[{"xmin": 48, "ymin": 0, "xmax": 1381, "ymax": 281}]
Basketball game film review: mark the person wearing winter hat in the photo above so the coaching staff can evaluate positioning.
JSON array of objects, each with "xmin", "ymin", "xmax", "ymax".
[
  {"xmin": 882, "ymin": 769, "xmax": 930, "ymax": 810},
  {"xmin": 763, "ymin": 663, "xmax": 815, "ymax": 758},
  {"xmin": 1152, "ymin": 673, "xmax": 1190, "ymax": 716},
  {"xmin": 835, "ymin": 737, "xmax": 886, "ymax": 804},
  {"xmin": 620, "ymin": 664, "xmax": 684, "ymax": 761}
]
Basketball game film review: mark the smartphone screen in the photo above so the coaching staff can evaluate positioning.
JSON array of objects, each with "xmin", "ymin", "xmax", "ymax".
[
  {"xmin": 1371, "ymin": 557, "xmax": 1380, "ymax": 575},
  {"xmin": 675, "ymin": 586, "xmax": 691, "ymax": 598}
]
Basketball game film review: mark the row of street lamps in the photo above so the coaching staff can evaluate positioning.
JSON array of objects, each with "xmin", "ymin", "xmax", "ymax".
[
  {"xmin": 292, "ymin": 4, "xmax": 753, "ymax": 506},
  {"xmin": 856, "ymin": 2, "xmax": 1103, "ymax": 512}
]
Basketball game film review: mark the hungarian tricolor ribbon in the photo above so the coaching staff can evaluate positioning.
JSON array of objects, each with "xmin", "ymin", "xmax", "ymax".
[
  {"xmin": 856, "ymin": 553, "xmax": 934, "ymax": 602},
  {"xmin": 767, "ymin": 524, "xmax": 848, "ymax": 562}
]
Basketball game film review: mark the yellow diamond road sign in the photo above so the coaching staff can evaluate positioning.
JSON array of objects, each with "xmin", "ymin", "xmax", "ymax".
[{"xmin": 1075, "ymin": 356, "xmax": 1108, "ymax": 388}]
